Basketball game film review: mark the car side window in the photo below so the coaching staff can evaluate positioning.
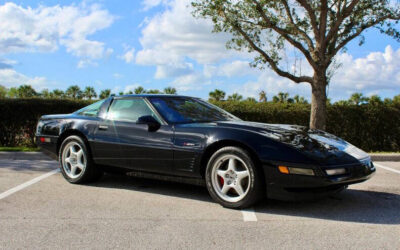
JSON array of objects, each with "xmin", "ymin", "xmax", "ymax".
[
  {"xmin": 76, "ymin": 99, "xmax": 106, "ymax": 117},
  {"xmin": 107, "ymin": 98, "xmax": 159, "ymax": 123}
]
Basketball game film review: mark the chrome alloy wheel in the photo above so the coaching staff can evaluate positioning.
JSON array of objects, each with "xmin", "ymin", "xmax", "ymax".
[
  {"xmin": 62, "ymin": 142, "xmax": 87, "ymax": 179},
  {"xmin": 211, "ymin": 154, "xmax": 251, "ymax": 203}
]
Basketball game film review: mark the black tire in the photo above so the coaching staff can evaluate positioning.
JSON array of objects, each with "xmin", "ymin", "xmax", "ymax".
[
  {"xmin": 205, "ymin": 146, "xmax": 264, "ymax": 209},
  {"xmin": 59, "ymin": 135, "xmax": 103, "ymax": 184}
]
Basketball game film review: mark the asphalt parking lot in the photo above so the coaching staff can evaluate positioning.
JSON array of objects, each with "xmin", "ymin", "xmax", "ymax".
[{"xmin": 0, "ymin": 152, "xmax": 399, "ymax": 249}]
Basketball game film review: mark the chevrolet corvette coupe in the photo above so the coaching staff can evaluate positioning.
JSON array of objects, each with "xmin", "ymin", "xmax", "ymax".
[{"xmin": 36, "ymin": 95, "xmax": 375, "ymax": 208}]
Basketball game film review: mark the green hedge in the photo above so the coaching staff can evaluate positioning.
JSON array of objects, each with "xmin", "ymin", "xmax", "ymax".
[
  {"xmin": 212, "ymin": 101, "xmax": 400, "ymax": 152},
  {"xmin": 0, "ymin": 99, "xmax": 91, "ymax": 147},
  {"xmin": 1, "ymin": 98, "xmax": 399, "ymax": 152}
]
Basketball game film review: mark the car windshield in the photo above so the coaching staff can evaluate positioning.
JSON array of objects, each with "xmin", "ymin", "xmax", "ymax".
[{"xmin": 149, "ymin": 97, "xmax": 239, "ymax": 124}]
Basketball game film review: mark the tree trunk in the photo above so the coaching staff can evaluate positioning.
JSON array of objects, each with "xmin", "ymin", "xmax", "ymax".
[{"xmin": 310, "ymin": 75, "xmax": 327, "ymax": 130}]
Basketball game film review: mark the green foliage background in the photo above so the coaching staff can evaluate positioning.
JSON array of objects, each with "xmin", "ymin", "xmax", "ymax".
[{"xmin": 1, "ymin": 98, "xmax": 399, "ymax": 152}]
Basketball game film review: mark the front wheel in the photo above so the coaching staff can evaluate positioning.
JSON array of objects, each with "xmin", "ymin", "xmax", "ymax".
[
  {"xmin": 59, "ymin": 135, "xmax": 103, "ymax": 184},
  {"xmin": 205, "ymin": 146, "xmax": 264, "ymax": 209}
]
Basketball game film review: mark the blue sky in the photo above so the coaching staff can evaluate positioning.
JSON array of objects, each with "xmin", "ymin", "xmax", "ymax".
[{"xmin": 0, "ymin": 0, "xmax": 399, "ymax": 101}]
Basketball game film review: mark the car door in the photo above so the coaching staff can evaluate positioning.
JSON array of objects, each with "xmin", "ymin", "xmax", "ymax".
[
  {"xmin": 104, "ymin": 97, "xmax": 174, "ymax": 174},
  {"xmin": 91, "ymin": 98, "xmax": 126, "ymax": 168}
]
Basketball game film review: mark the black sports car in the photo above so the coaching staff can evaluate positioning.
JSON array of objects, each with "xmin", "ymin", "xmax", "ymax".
[{"xmin": 36, "ymin": 95, "xmax": 375, "ymax": 208}]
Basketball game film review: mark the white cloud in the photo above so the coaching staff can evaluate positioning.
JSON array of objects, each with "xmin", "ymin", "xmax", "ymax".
[
  {"xmin": 142, "ymin": 0, "xmax": 169, "ymax": 10},
  {"xmin": 136, "ymin": 0, "xmax": 236, "ymax": 68},
  {"xmin": 113, "ymin": 73, "xmax": 123, "ymax": 79},
  {"xmin": 171, "ymin": 73, "xmax": 208, "ymax": 91},
  {"xmin": 0, "ymin": 2, "xmax": 115, "ymax": 66},
  {"xmin": 124, "ymin": 84, "xmax": 140, "ymax": 93},
  {"xmin": 0, "ymin": 68, "xmax": 50, "ymax": 90},
  {"xmin": 155, "ymin": 62, "xmax": 194, "ymax": 79},
  {"xmin": 77, "ymin": 59, "xmax": 98, "ymax": 69},
  {"xmin": 119, "ymin": 48, "xmax": 135, "ymax": 63},
  {"xmin": 0, "ymin": 58, "xmax": 17, "ymax": 69},
  {"xmin": 204, "ymin": 60, "xmax": 257, "ymax": 78},
  {"xmin": 332, "ymin": 46, "xmax": 400, "ymax": 91}
]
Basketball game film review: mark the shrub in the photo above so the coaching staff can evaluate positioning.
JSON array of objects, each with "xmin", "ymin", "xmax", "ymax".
[
  {"xmin": 211, "ymin": 101, "xmax": 400, "ymax": 152},
  {"xmin": 0, "ymin": 99, "xmax": 91, "ymax": 146}
]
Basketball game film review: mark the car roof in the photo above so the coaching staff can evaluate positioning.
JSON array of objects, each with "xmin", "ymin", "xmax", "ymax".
[{"xmin": 114, "ymin": 94, "xmax": 198, "ymax": 99}]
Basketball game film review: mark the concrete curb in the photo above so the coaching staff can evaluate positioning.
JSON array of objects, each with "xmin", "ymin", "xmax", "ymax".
[{"xmin": 370, "ymin": 154, "xmax": 400, "ymax": 162}]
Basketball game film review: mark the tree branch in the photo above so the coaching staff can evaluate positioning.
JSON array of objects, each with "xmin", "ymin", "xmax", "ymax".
[
  {"xmin": 281, "ymin": 0, "xmax": 315, "ymax": 50},
  {"xmin": 333, "ymin": 15, "xmax": 397, "ymax": 55},
  {"xmin": 251, "ymin": 0, "xmax": 318, "ymax": 69},
  {"xmin": 325, "ymin": 0, "xmax": 360, "ymax": 43},
  {"xmin": 232, "ymin": 22, "xmax": 313, "ymax": 84},
  {"xmin": 295, "ymin": 0, "xmax": 319, "ymax": 38}
]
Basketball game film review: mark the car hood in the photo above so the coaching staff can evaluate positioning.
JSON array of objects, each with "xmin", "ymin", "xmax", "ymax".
[
  {"xmin": 40, "ymin": 114, "xmax": 73, "ymax": 120},
  {"xmin": 215, "ymin": 120, "xmax": 369, "ymax": 165}
]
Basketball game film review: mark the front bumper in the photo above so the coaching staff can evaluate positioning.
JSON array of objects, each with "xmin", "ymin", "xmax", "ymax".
[{"xmin": 262, "ymin": 160, "xmax": 376, "ymax": 201}]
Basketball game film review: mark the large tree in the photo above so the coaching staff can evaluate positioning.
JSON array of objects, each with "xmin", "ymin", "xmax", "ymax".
[{"xmin": 192, "ymin": 0, "xmax": 400, "ymax": 129}]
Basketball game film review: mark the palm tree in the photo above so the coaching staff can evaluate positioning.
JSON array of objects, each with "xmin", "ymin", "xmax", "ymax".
[
  {"xmin": 52, "ymin": 89, "xmax": 64, "ymax": 99},
  {"xmin": 258, "ymin": 90, "xmax": 267, "ymax": 102},
  {"xmin": 393, "ymin": 95, "xmax": 400, "ymax": 105},
  {"xmin": 40, "ymin": 89, "xmax": 51, "ymax": 98},
  {"xmin": 147, "ymin": 89, "xmax": 161, "ymax": 94},
  {"xmin": 0, "ymin": 85, "xmax": 7, "ymax": 98},
  {"xmin": 273, "ymin": 92, "xmax": 289, "ymax": 103},
  {"xmin": 83, "ymin": 87, "xmax": 97, "ymax": 100},
  {"xmin": 66, "ymin": 85, "xmax": 83, "ymax": 99},
  {"xmin": 7, "ymin": 87, "xmax": 19, "ymax": 98},
  {"xmin": 349, "ymin": 93, "xmax": 368, "ymax": 105},
  {"xmin": 293, "ymin": 95, "xmax": 308, "ymax": 104},
  {"xmin": 134, "ymin": 86, "xmax": 145, "ymax": 94},
  {"xmin": 367, "ymin": 95, "xmax": 382, "ymax": 105},
  {"xmin": 227, "ymin": 93, "xmax": 243, "ymax": 101},
  {"xmin": 17, "ymin": 85, "xmax": 37, "ymax": 98},
  {"xmin": 44, "ymin": 89, "xmax": 51, "ymax": 98},
  {"xmin": 245, "ymin": 97, "xmax": 257, "ymax": 103},
  {"xmin": 164, "ymin": 87, "xmax": 177, "ymax": 94},
  {"xmin": 99, "ymin": 89, "xmax": 111, "ymax": 99},
  {"xmin": 209, "ymin": 89, "xmax": 226, "ymax": 101}
]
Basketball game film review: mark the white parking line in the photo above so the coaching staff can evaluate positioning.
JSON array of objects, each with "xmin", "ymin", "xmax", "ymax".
[
  {"xmin": 0, "ymin": 169, "xmax": 59, "ymax": 200},
  {"xmin": 374, "ymin": 163, "xmax": 400, "ymax": 175},
  {"xmin": 375, "ymin": 163, "xmax": 400, "ymax": 174},
  {"xmin": 241, "ymin": 207, "xmax": 257, "ymax": 221}
]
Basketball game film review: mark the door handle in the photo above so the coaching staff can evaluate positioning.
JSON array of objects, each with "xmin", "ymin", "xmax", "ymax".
[{"xmin": 98, "ymin": 125, "xmax": 108, "ymax": 130}]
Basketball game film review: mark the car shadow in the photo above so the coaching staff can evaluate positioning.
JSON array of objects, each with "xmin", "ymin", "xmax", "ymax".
[
  {"xmin": 90, "ymin": 173, "xmax": 213, "ymax": 203},
  {"xmin": 92, "ymin": 174, "xmax": 400, "ymax": 225},
  {"xmin": 0, "ymin": 160, "xmax": 58, "ymax": 172},
  {"xmin": 254, "ymin": 188, "xmax": 400, "ymax": 225}
]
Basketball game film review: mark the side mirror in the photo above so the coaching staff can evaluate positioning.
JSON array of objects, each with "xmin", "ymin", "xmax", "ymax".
[{"xmin": 137, "ymin": 115, "xmax": 161, "ymax": 132}]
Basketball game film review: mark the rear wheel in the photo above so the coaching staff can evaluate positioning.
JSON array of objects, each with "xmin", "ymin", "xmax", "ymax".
[
  {"xmin": 59, "ymin": 135, "xmax": 103, "ymax": 183},
  {"xmin": 205, "ymin": 146, "xmax": 264, "ymax": 209}
]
